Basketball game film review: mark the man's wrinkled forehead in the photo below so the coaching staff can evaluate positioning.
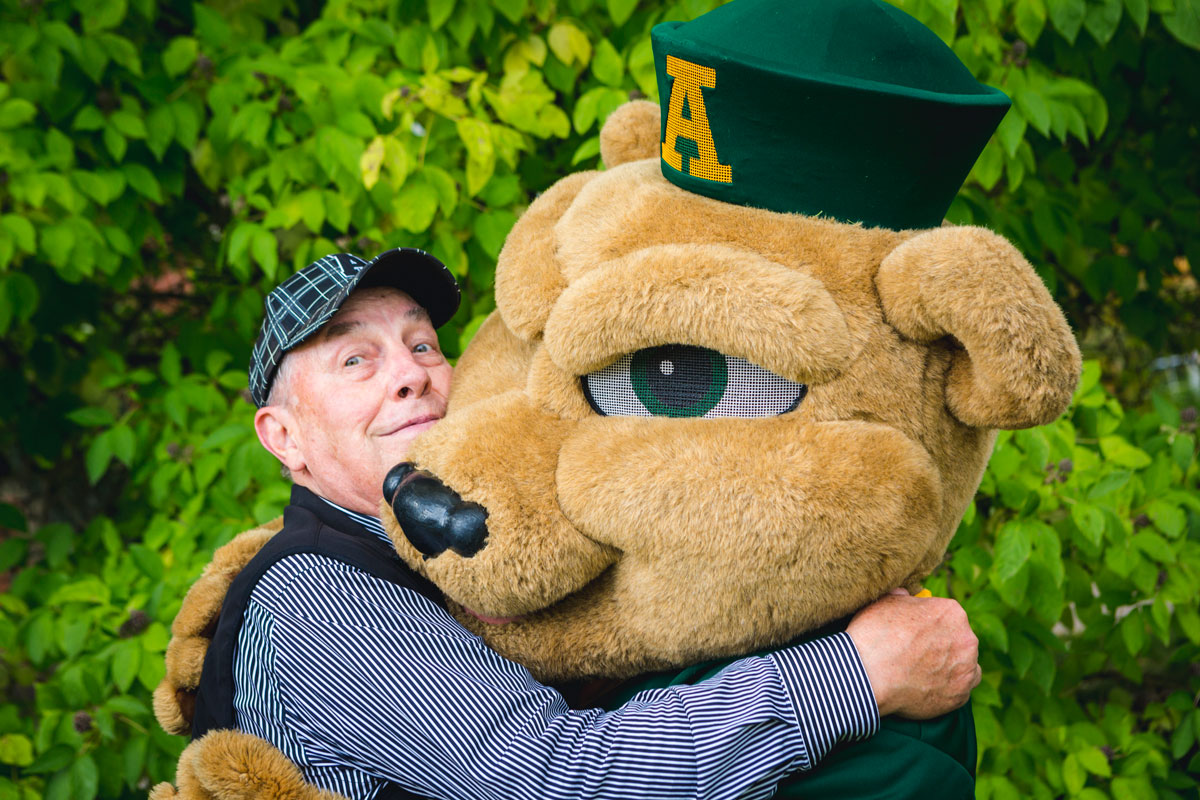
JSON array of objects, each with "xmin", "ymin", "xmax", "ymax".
[{"xmin": 316, "ymin": 287, "xmax": 431, "ymax": 343}]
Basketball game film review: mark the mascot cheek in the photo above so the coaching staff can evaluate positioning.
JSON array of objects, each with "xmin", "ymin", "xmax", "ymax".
[{"xmin": 556, "ymin": 415, "xmax": 944, "ymax": 652}]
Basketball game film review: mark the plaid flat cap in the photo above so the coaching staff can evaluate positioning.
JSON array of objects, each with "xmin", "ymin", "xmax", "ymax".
[{"xmin": 248, "ymin": 248, "xmax": 460, "ymax": 407}]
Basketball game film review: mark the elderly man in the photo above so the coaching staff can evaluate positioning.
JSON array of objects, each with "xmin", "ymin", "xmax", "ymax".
[{"xmin": 192, "ymin": 249, "xmax": 981, "ymax": 800}]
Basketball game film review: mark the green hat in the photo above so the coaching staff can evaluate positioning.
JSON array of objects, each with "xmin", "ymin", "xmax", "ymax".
[{"xmin": 651, "ymin": 0, "xmax": 1010, "ymax": 230}]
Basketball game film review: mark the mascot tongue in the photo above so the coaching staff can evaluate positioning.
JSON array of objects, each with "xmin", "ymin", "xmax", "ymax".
[{"xmin": 463, "ymin": 606, "xmax": 523, "ymax": 625}]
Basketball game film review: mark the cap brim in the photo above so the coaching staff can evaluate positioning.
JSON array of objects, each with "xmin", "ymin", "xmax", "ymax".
[{"xmin": 355, "ymin": 248, "xmax": 461, "ymax": 328}]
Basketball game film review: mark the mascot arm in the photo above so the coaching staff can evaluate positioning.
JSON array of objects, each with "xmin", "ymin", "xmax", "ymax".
[{"xmin": 154, "ymin": 520, "xmax": 282, "ymax": 736}]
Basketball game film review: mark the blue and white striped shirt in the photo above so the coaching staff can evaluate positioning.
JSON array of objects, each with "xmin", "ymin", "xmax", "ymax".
[{"xmin": 232, "ymin": 493, "xmax": 879, "ymax": 799}]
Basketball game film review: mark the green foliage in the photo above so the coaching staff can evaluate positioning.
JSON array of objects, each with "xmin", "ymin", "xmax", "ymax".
[
  {"xmin": 0, "ymin": 0, "xmax": 1196, "ymax": 798},
  {"xmin": 928, "ymin": 363, "xmax": 1200, "ymax": 799}
]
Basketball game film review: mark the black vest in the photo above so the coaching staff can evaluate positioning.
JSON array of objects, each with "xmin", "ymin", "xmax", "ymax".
[{"xmin": 192, "ymin": 486, "xmax": 442, "ymax": 800}]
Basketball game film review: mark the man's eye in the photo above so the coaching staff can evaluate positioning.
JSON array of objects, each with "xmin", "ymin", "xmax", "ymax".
[
  {"xmin": 344, "ymin": 356, "xmax": 362, "ymax": 367},
  {"xmin": 413, "ymin": 343, "xmax": 432, "ymax": 354},
  {"xmin": 581, "ymin": 344, "xmax": 807, "ymax": 419}
]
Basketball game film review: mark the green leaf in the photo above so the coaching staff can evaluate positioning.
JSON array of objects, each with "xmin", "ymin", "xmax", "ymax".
[
  {"xmin": 110, "ymin": 424, "xmax": 135, "ymax": 466},
  {"xmin": 171, "ymin": 101, "xmax": 200, "ymax": 149},
  {"xmin": 1119, "ymin": 609, "xmax": 1146, "ymax": 654},
  {"xmin": 1172, "ymin": 714, "xmax": 1197, "ymax": 759},
  {"xmin": 122, "ymin": 163, "xmax": 163, "ymax": 203},
  {"xmin": 473, "ymin": 209, "xmax": 517, "ymax": 260},
  {"xmin": 548, "ymin": 21, "xmax": 591, "ymax": 67},
  {"xmin": 252, "ymin": 229, "xmax": 279, "ymax": 280},
  {"xmin": 970, "ymin": 139, "xmax": 1004, "ymax": 190},
  {"xmin": 1, "ymin": 215, "xmax": 35, "ymax": 253},
  {"xmin": 81, "ymin": 0, "xmax": 128, "ymax": 33},
  {"xmin": 297, "ymin": 189, "xmax": 325, "ymax": 233},
  {"xmin": 1146, "ymin": 498, "xmax": 1186, "ymax": 537},
  {"xmin": 58, "ymin": 616, "xmax": 89, "ymax": 657},
  {"xmin": 592, "ymin": 38, "xmax": 624, "ymax": 86},
  {"xmin": 572, "ymin": 135, "xmax": 601, "ymax": 165},
  {"xmin": 428, "ymin": 0, "xmax": 455, "ymax": 29},
  {"xmin": 73, "ymin": 105, "xmax": 106, "ymax": 131},
  {"xmin": 103, "ymin": 126, "xmax": 126, "ymax": 160},
  {"xmin": 1070, "ymin": 502, "xmax": 1106, "ymax": 547},
  {"xmin": 86, "ymin": 432, "xmax": 114, "ymax": 484},
  {"xmin": 492, "ymin": 0, "xmax": 526, "ymax": 24},
  {"xmin": 1015, "ymin": 0, "xmax": 1048, "ymax": 43},
  {"xmin": 1162, "ymin": 0, "xmax": 1200, "ymax": 48},
  {"xmin": 1124, "ymin": 0, "xmax": 1149, "ymax": 32},
  {"xmin": 1132, "ymin": 530, "xmax": 1176, "ymax": 563},
  {"xmin": 1178, "ymin": 603, "xmax": 1200, "ymax": 644},
  {"xmin": 992, "ymin": 520, "xmax": 1033, "ymax": 583},
  {"xmin": 1047, "ymin": 0, "xmax": 1086, "ymax": 42},
  {"xmin": 109, "ymin": 110, "xmax": 146, "ymax": 139},
  {"xmin": 1084, "ymin": 0, "xmax": 1123, "ymax": 44},
  {"xmin": 0, "ymin": 99, "xmax": 36, "ymax": 130},
  {"xmin": 66, "ymin": 407, "xmax": 115, "ymax": 426},
  {"xmin": 162, "ymin": 36, "xmax": 198, "ymax": 77},
  {"xmin": 1087, "ymin": 469, "xmax": 1131, "ymax": 499},
  {"xmin": 1062, "ymin": 752, "xmax": 1085, "ymax": 794},
  {"xmin": 1076, "ymin": 746, "xmax": 1112, "ymax": 777},
  {"xmin": 1014, "ymin": 88, "xmax": 1052, "ymax": 136},
  {"xmin": 70, "ymin": 755, "xmax": 99, "ymax": 800},
  {"xmin": 394, "ymin": 176, "xmax": 439, "ymax": 234},
  {"xmin": 1173, "ymin": 433, "xmax": 1195, "ymax": 472},
  {"xmin": 111, "ymin": 639, "xmax": 142, "ymax": 692},
  {"xmin": 0, "ymin": 734, "xmax": 33, "ymax": 767},
  {"xmin": 160, "ymin": 342, "xmax": 182, "ymax": 384},
  {"xmin": 193, "ymin": 3, "xmax": 231, "ymax": 47},
  {"xmin": 25, "ymin": 744, "xmax": 74, "ymax": 774},
  {"xmin": 99, "ymin": 32, "xmax": 142, "ymax": 76},
  {"xmin": 607, "ymin": 0, "xmax": 638, "ymax": 25},
  {"xmin": 360, "ymin": 136, "xmax": 385, "ymax": 190},
  {"xmin": 1099, "ymin": 435, "xmax": 1152, "ymax": 468},
  {"xmin": 145, "ymin": 104, "xmax": 176, "ymax": 161}
]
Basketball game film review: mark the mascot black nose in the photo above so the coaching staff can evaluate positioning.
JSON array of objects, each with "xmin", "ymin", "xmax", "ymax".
[{"xmin": 383, "ymin": 463, "xmax": 489, "ymax": 558}]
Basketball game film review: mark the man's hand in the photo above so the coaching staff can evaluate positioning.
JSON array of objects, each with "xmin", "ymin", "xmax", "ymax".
[{"xmin": 846, "ymin": 588, "xmax": 981, "ymax": 719}]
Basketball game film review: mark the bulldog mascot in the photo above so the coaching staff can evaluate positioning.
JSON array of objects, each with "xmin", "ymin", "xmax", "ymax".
[{"xmin": 151, "ymin": 0, "xmax": 1081, "ymax": 797}]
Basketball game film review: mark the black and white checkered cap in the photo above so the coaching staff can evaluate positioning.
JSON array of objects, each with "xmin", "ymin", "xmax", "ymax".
[{"xmin": 248, "ymin": 248, "xmax": 460, "ymax": 407}]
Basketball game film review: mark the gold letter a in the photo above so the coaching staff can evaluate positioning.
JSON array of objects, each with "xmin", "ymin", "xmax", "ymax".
[{"xmin": 661, "ymin": 55, "xmax": 732, "ymax": 184}]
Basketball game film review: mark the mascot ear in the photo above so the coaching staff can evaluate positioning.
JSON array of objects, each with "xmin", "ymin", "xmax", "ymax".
[
  {"xmin": 495, "ymin": 101, "xmax": 659, "ymax": 342},
  {"xmin": 875, "ymin": 226, "xmax": 1081, "ymax": 430},
  {"xmin": 600, "ymin": 100, "xmax": 661, "ymax": 168}
]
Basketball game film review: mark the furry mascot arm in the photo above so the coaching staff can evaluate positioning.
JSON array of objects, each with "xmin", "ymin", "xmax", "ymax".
[{"xmin": 148, "ymin": 520, "xmax": 344, "ymax": 800}]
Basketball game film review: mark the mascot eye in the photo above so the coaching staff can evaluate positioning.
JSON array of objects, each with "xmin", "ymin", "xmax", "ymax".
[{"xmin": 582, "ymin": 344, "xmax": 807, "ymax": 419}]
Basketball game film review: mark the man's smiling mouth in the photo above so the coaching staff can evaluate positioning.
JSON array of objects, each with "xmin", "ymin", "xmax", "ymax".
[{"xmin": 380, "ymin": 414, "xmax": 441, "ymax": 436}]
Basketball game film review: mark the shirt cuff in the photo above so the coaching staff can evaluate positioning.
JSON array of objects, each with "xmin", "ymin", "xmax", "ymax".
[{"xmin": 768, "ymin": 631, "xmax": 880, "ymax": 769}]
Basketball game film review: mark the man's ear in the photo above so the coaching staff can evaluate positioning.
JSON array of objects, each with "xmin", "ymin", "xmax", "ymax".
[{"xmin": 254, "ymin": 405, "xmax": 307, "ymax": 475}]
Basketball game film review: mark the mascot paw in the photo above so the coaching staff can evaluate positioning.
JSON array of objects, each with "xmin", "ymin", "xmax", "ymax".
[
  {"xmin": 163, "ymin": 730, "xmax": 346, "ymax": 800},
  {"xmin": 154, "ymin": 521, "xmax": 282, "ymax": 735}
]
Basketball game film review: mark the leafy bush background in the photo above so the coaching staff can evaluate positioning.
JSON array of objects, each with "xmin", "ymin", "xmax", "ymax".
[{"xmin": 0, "ymin": 0, "xmax": 1197, "ymax": 797}]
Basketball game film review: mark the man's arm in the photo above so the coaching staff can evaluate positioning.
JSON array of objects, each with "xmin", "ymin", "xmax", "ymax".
[{"xmin": 247, "ymin": 554, "xmax": 879, "ymax": 800}]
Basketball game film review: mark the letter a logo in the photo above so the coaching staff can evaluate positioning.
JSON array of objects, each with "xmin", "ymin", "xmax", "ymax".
[{"xmin": 661, "ymin": 55, "xmax": 732, "ymax": 184}]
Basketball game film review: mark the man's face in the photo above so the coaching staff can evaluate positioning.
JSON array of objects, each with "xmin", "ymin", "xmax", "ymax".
[{"xmin": 264, "ymin": 287, "xmax": 453, "ymax": 515}]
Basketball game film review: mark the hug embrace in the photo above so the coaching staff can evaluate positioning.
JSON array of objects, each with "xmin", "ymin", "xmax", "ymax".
[{"xmin": 152, "ymin": 1, "xmax": 1081, "ymax": 797}]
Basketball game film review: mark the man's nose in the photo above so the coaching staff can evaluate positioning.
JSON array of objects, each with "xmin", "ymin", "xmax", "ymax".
[{"xmin": 390, "ymin": 351, "xmax": 431, "ymax": 400}]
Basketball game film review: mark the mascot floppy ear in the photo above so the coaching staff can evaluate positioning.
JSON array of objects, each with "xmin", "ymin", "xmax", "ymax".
[{"xmin": 876, "ymin": 225, "xmax": 1082, "ymax": 430}]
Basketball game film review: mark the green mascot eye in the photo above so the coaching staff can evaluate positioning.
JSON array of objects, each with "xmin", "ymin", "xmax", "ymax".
[{"xmin": 583, "ymin": 344, "xmax": 806, "ymax": 419}]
